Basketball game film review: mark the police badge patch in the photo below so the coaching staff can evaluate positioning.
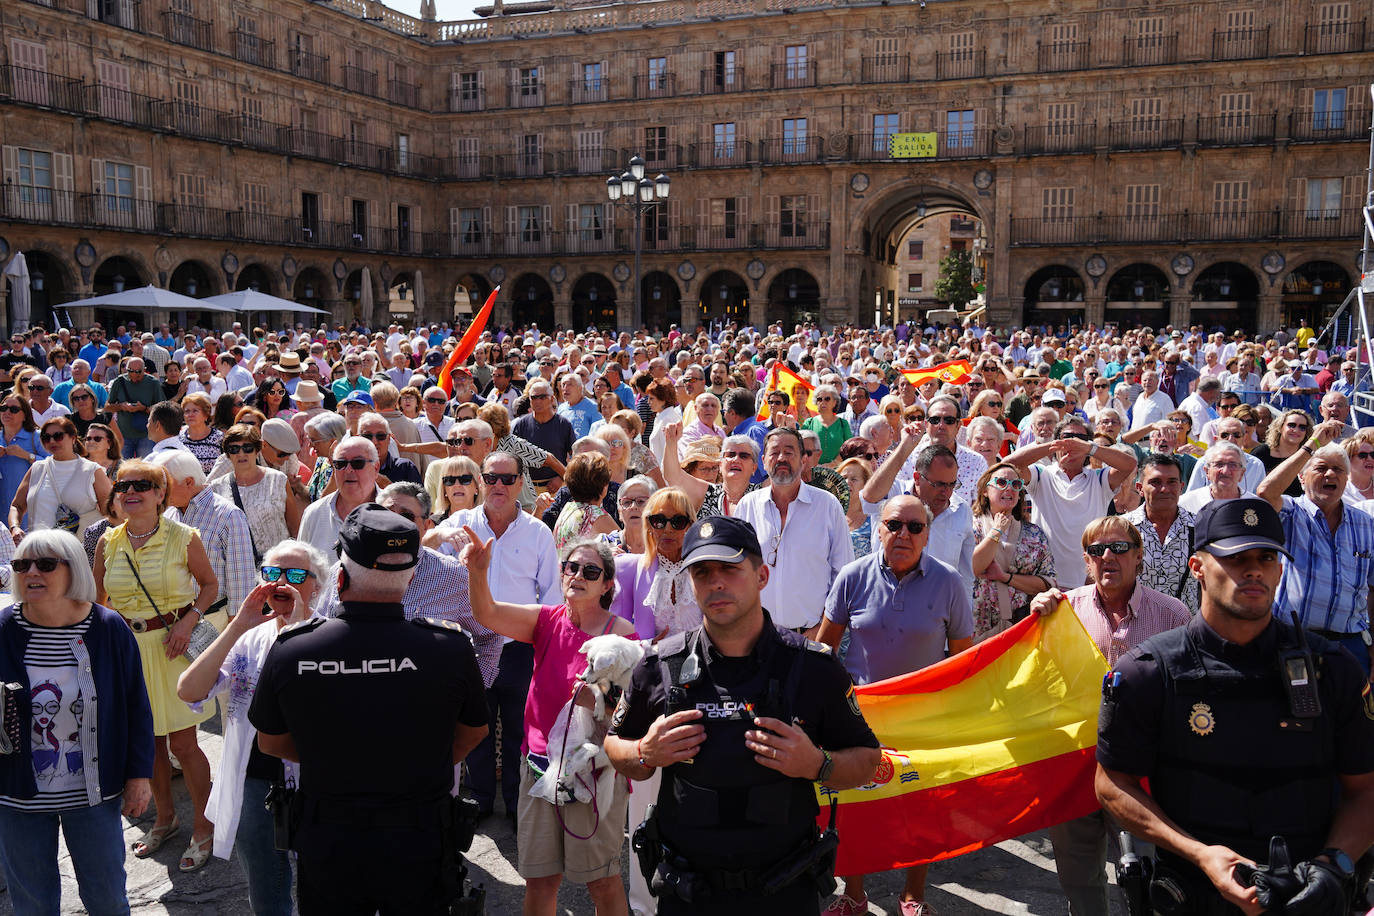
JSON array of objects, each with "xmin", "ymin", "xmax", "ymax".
[
  {"xmin": 1188, "ymin": 702, "xmax": 1216, "ymax": 736},
  {"xmin": 846, "ymin": 686, "xmax": 862, "ymax": 718},
  {"xmin": 611, "ymin": 693, "xmax": 630, "ymax": 729}
]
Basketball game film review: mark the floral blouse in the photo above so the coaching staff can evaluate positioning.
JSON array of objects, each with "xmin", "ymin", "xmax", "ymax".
[{"xmin": 971, "ymin": 515, "xmax": 1056, "ymax": 640}]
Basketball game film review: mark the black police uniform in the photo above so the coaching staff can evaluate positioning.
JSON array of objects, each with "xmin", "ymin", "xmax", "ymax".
[
  {"xmin": 609, "ymin": 610, "xmax": 879, "ymax": 916},
  {"xmin": 1098, "ymin": 612, "xmax": 1374, "ymax": 914},
  {"xmin": 249, "ymin": 599, "xmax": 487, "ymax": 914}
]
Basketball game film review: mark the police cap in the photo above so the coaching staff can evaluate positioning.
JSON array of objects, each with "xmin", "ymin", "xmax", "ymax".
[
  {"xmin": 338, "ymin": 503, "xmax": 420, "ymax": 570},
  {"xmin": 1193, "ymin": 497, "xmax": 1293, "ymax": 561},
  {"xmin": 681, "ymin": 516, "xmax": 762, "ymax": 568}
]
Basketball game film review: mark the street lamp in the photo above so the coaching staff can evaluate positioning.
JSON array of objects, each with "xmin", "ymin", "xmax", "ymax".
[{"xmin": 606, "ymin": 153, "xmax": 670, "ymax": 330}]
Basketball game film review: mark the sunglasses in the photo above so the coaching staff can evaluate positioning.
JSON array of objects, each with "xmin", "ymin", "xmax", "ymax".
[
  {"xmin": 331, "ymin": 457, "xmax": 371, "ymax": 470},
  {"xmin": 84, "ymin": 435, "xmax": 108, "ymax": 444},
  {"xmin": 261, "ymin": 566, "xmax": 312, "ymax": 585},
  {"xmin": 530, "ymin": 393, "xmax": 552, "ymax": 401},
  {"xmin": 988, "ymin": 476, "xmax": 1025, "ymax": 491},
  {"xmin": 425, "ymin": 397, "xmax": 448, "ymax": 405},
  {"xmin": 927, "ymin": 415, "xmax": 959, "ymax": 426},
  {"xmin": 442, "ymin": 474, "xmax": 476, "ymax": 487},
  {"xmin": 986, "ymin": 401, "xmax": 1003, "ymax": 408},
  {"xmin": 71, "ymin": 393, "xmax": 93, "ymax": 402},
  {"xmin": 449, "ymin": 436, "xmax": 477, "ymax": 446},
  {"xmin": 647, "ymin": 513, "xmax": 692, "ymax": 530},
  {"xmin": 228, "ymin": 442, "xmax": 266, "ymax": 456},
  {"xmin": 1285, "ymin": 422, "xmax": 1310, "ymax": 430},
  {"xmin": 13, "ymin": 557, "xmax": 65, "ymax": 573},
  {"xmin": 113, "ymin": 479, "xmax": 157, "ymax": 493},
  {"xmin": 1093, "ymin": 383, "xmax": 1109, "ymax": 389},
  {"xmin": 1085, "ymin": 541, "xmax": 1134, "ymax": 557},
  {"xmin": 882, "ymin": 519, "xmax": 927, "ymax": 535},
  {"xmin": 1, "ymin": 405, "xmax": 25, "ymax": 415},
  {"xmin": 39, "ymin": 430, "xmax": 66, "ymax": 444},
  {"xmin": 482, "ymin": 472, "xmax": 519, "ymax": 485},
  {"xmin": 1059, "ymin": 433, "xmax": 1092, "ymax": 441},
  {"xmin": 561, "ymin": 559, "xmax": 605, "ymax": 581}
]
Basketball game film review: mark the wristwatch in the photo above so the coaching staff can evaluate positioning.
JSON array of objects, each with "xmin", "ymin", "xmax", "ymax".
[
  {"xmin": 1319, "ymin": 848, "xmax": 1355, "ymax": 880},
  {"xmin": 814, "ymin": 749, "xmax": 834, "ymax": 785}
]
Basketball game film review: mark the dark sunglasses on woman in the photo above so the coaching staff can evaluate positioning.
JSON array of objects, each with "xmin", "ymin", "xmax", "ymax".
[
  {"xmin": 113, "ymin": 479, "xmax": 157, "ymax": 494},
  {"xmin": 561, "ymin": 559, "xmax": 604, "ymax": 581},
  {"xmin": 39, "ymin": 430, "xmax": 66, "ymax": 444},
  {"xmin": 261, "ymin": 566, "xmax": 312, "ymax": 585},
  {"xmin": 442, "ymin": 474, "xmax": 475, "ymax": 487},
  {"xmin": 647, "ymin": 514, "xmax": 692, "ymax": 531},
  {"xmin": 13, "ymin": 557, "xmax": 65, "ymax": 573},
  {"xmin": 224, "ymin": 443, "xmax": 260, "ymax": 455}
]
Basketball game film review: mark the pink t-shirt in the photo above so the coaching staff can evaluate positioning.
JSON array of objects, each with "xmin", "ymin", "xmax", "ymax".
[{"xmin": 523, "ymin": 604, "xmax": 606, "ymax": 757}]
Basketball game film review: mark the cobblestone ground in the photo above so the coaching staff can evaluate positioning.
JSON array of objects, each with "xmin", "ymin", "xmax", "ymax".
[{"xmin": 0, "ymin": 713, "xmax": 1112, "ymax": 915}]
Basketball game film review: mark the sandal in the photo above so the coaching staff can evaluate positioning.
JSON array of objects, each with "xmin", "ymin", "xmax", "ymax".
[
  {"xmin": 178, "ymin": 833, "xmax": 213, "ymax": 872},
  {"xmin": 132, "ymin": 815, "xmax": 180, "ymax": 858}
]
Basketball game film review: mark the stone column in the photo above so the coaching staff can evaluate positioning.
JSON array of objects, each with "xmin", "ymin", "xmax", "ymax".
[
  {"xmin": 1256, "ymin": 293, "xmax": 1283, "ymax": 335},
  {"xmin": 1084, "ymin": 294, "xmax": 1106, "ymax": 329},
  {"xmin": 554, "ymin": 298, "xmax": 572, "ymax": 329},
  {"xmin": 1169, "ymin": 296, "xmax": 1190, "ymax": 329}
]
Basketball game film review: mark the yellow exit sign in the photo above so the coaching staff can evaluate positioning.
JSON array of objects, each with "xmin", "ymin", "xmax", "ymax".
[{"xmin": 888, "ymin": 132, "xmax": 938, "ymax": 158}]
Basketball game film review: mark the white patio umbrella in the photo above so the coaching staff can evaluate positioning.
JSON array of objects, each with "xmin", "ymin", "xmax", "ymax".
[
  {"xmin": 62, "ymin": 284, "xmax": 237, "ymax": 313},
  {"xmin": 199, "ymin": 288, "xmax": 330, "ymax": 315},
  {"xmin": 3, "ymin": 253, "xmax": 31, "ymax": 331}
]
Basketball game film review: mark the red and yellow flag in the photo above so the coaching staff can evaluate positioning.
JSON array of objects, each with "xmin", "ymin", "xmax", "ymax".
[
  {"xmin": 438, "ymin": 285, "xmax": 499, "ymax": 395},
  {"xmin": 820, "ymin": 601, "xmax": 1108, "ymax": 874},
  {"xmin": 901, "ymin": 359, "xmax": 974, "ymax": 387},
  {"xmin": 757, "ymin": 362, "xmax": 819, "ymax": 421}
]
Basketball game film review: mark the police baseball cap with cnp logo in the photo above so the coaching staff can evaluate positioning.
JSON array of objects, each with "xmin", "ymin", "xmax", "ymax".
[
  {"xmin": 337, "ymin": 503, "xmax": 420, "ymax": 571},
  {"xmin": 680, "ymin": 516, "xmax": 762, "ymax": 568},
  {"xmin": 1193, "ymin": 497, "xmax": 1292, "ymax": 561}
]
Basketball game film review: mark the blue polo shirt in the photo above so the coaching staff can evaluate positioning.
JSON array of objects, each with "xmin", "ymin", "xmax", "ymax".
[
  {"xmin": 77, "ymin": 341, "xmax": 107, "ymax": 366},
  {"xmin": 823, "ymin": 551, "xmax": 974, "ymax": 685},
  {"xmin": 731, "ymin": 416, "xmax": 769, "ymax": 484},
  {"xmin": 557, "ymin": 397, "xmax": 601, "ymax": 439}
]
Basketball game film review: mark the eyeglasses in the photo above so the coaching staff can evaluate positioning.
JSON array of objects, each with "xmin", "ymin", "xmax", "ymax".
[
  {"xmin": 113, "ymin": 479, "xmax": 158, "ymax": 493},
  {"xmin": 647, "ymin": 513, "xmax": 692, "ymax": 530},
  {"xmin": 227, "ymin": 442, "xmax": 264, "ymax": 456},
  {"xmin": 1284, "ymin": 422, "xmax": 1310, "ymax": 430},
  {"xmin": 361, "ymin": 432, "xmax": 389, "ymax": 442},
  {"xmin": 1085, "ymin": 541, "xmax": 1134, "ymax": 557},
  {"xmin": 988, "ymin": 476, "xmax": 1025, "ymax": 492},
  {"xmin": 1356, "ymin": 450, "xmax": 1374, "ymax": 460},
  {"xmin": 1217, "ymin": 431, "xmax": 1245, "ymax": 441},
  {"xmin": 814, "ymin": 396, "xmax": 834, "ymax": 403},
  {"xmin": 1243, "ymin": 418, "xmax": 1258, "ymax": 427},
  {"xmin": 530, "ymin": 393, "xmax": 552, "ymax": 401},
  {"xmin": 1093, "ymin": 383, "xmax": 1109, "ymax": 389},
  {"xmin": 920, "ymin": 473, "xmax": 957, "ymax": 492},
  {"xmin": 449, "ymin": 436, "xmax": 477, "ymax": 447},
  {"xmin": 882, "ymin": 518, "xmax": 927, "ymax": 535},
  {"xmin": 84, "ymin": 435, "xmax": 108, "ymax": 444},
  {"xmin": 1059, "ymin": 433, "xmax": 1092, "ymax": 441},
  {"xmin": 928, "ymin": 415, "xmax": 959, "ymax": 426},
  {"xmin": 261, "ymin": 566, "xmax": 313, "ymax": 585},
  {"xmin": 39, "ymin": 430, "xmax": 66, "ymax": 444},
  {"xmin": 1, "ymin": 405, "xmax": 25, "ymax": 415},
  {"xmin": 425, "ymin": 397, "xmax": 448, "ymax": 405},
  {"xmin": 442, "ymin": 474, "xmax": 476, "ymax": 487},
  {"xmin": 482, "ymin": 472, "xmax": 519, "ymax": 486},
  {"xmin": 618, "ymin": 496, "xmax": 650, "ymax": 510},
  {"xmin": 331, "ymin": 457, "xmax": 371, "ymax": 470},
  {"xmin": 561, "ymin": 559, "xmax": 605, "ymax": 581},
  {"xmin": 986, "ymin": 401, "xmax": 1003, "ymax": 408},
  {"xmin": 13, "ymin": 557, "xmax": 64, "ymax": 573}
]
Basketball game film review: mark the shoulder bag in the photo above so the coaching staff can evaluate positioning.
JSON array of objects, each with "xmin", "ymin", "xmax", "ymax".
[{"xmin": 122, "ymin": 550, "xmax": 218, "ymax": 660}]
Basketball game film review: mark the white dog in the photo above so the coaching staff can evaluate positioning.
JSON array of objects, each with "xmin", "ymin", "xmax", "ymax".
[{"xmin": 530, "ymin": 634, "xmax": 646, "ymax": 806}]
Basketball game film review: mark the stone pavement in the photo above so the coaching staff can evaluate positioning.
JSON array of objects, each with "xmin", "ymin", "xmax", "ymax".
[{"xmin": 0, "ymin": 715, "xmax": 1115, "ymax": 915}]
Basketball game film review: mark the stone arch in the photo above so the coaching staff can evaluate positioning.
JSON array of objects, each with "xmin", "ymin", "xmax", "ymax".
[
  {"xmin": 169, "ymin": 259, "xmax": 221, "ymax": 298},
  {"xmin": 235, "ymin": 262, "xmax": 278, "ymax": 296},
  {"xmin": 570, "ymin": 271, "xmax": 617, "ymax": 331},
  {"xmin": 765, "ymin": 267, "xmax": 822, "ymax": 326}
]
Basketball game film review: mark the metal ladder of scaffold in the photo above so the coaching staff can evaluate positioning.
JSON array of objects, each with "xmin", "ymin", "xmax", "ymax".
[{"xmin": 1332, "ymin": 85, "xmax": 1374, "ymax": 427}]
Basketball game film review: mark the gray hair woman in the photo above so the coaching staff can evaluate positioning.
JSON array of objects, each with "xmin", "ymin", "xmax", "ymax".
[
  {"xmin": 611, "ymin": 474, "xmax": 659, "ymax": 556},
  {"xmin": 176, "ymin": 538, "xmax": 328, "ymax": 916},
  {"xmin": 304, "ymin": 412, "xmax": 348, "ymax": 501},
  {"xmin": 0, "ymin": 530, "xmax": 153, "ymax": 914}
]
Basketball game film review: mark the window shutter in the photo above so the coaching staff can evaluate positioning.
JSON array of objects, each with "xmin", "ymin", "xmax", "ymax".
[
  {"xmin": 54, "ymin": 152, "xmax": 73, "ymax": 221},
  {"xmin": 668, "ymin": 198, "xmax": 681, "ymax": 236},
  {"xmin": 504, "ymin": 206, "xmax": 517, "ymax": 244},
  {"xmin": 736, "ymin": 195, "xmax": 750, "ymax": 229},
  {"xmin": 412, "ymin": 205, "xmax": 421, "ymax": 237},
  {"xmin": 509, "ymin": 67, "xmax": 518, "ymax": 104},
  {"xmin": 1, "ymin": 147, "xmax": 17, "ymax": 190},
  {"xmin": 87, "ymin": 0, "xmax": 99, "ymax": 19},
  {"xmin": 696, "ymin": 197, "xmax": 710, "ymax": 228},
  {"xmin": 1289, "ymin": 177, "xmax": 1307, "ymax": 215},
  {"xmin": 450, "ymin": 206, "xmax": 461, "ymax": 242},
  {"xmin": 565, "ymin": 203, "xmax": 577, "ymax": 232},
  {"xmin": 807, "ymin": 194, "xmax": 820, "ymax": 225},
  {"xmin": 319, "ymin": 192, "xmax": 332, "ymax": 224},
  {"xmin": 90, "ymin": 157, "xmax": 105, "ymax": 196},
  {"xmin": 541, "ymin": 203, "xmax": 551, "ymax": 236}
]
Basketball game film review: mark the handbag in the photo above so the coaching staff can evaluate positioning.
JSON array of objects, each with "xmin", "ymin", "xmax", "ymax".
[{"xmin": 122, "ymin": 552, "xmax": 218, "ymax": 660}]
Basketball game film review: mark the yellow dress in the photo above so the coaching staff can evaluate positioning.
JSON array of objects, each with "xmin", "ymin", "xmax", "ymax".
[{"xmin": 101, "ymin": 519, "xmax": 219, "ymax": 736}]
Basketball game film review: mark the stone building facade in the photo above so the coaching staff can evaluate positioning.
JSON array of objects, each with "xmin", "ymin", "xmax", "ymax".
[{"xmin": 0, "ymin": 0, "xmax": 1369, "ymax": 334}]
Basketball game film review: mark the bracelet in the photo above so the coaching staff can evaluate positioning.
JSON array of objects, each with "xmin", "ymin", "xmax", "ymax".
[
  {"xmin": 1088, "ymin": 442, "xmax": 1099, "ymax": 457},
  {"xmin": 189, "ymin": 607, "xmax": 205, "ymax": 620},
  {"xmin": 1005, "ymin": 571, "xmax": 1014, "ymax": 585},
  {"xmin": 1306, "ymin": 436, "xmax": 1321, "ymax": 450},
  {"xmin": 1300, "ymin": 444, "xmax": 1314, "ymax": 455},
  {"xmin": 636, "ymin": 738, "xmax": 652, "ymax": 770}
]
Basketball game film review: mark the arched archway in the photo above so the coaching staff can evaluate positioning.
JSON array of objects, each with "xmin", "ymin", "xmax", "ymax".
[
  {"xmin": 1104, "ymin": 263, "xmax": 1171, "ymax": 331},
  {"xmin": 342, "ymin": 269, "xmax": 372, "ymax": 327},
  {"xmin": 387, "ymin": 272, "xmax": 416, "ymax": 325},
  {"xmin": 697, "ymin": 270, "xmax": 748, "ymax": 326},
  {"xmin": 511, "ymin": 273, "xmax": 554, "ymax": 330},
  {"xmin": 1282, "ymin": 261, "xmax": 1349, "ymax": 330},
  {"xmin": 1022, "ymin": 265, "xmax": 1085, "ymax": 331},
  {"xmin": 169, "ymin": 259, "xmax": 226, "ymax": 333},
  {"xmin": 12, "ymin": 249, "xmax": 75, "ymax": 332},
  {"xmin": 92, "ymin": 256, "xmax": 149, "ymax": 330},
  {"xmin": 235, "ymin": 263, "xmax": 276, "ymax": 296},
  {"xmin": 766, "ymin": 268, "xmax": 821, "ymax": 326},
  {"xmin": 571, "ymin": 273, "xmax": 617, "ymax": 331},
  {"xmin": 1192, "ymin": 262, "xmax": 1259, "ymax": 335},
  {"xmin": 640, "ymin": 271, "xmax": 679, "ymax": 333},
  {"xmin": 455, "ymin": 273, "xmax": 491, "ymax": 321},
  {"xmin": 293, "ymin": 267, "xmax": 330, "ymax": 315}
]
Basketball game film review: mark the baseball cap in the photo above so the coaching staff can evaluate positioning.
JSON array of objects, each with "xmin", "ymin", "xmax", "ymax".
[
  {"xmin": 260, "ymin": 419, "xmax": 299, "ymax": 455},
  {"xmin": 681, "ymin": 516, "xmax": 762, "ymax": 568},
  {"xmin": 425, "ymin": 350, "xmax": 445, "ymax": 367},
  {"xmin": 339, "ymin": 390, "xmax": 374, "ymax": 408},
  {"xmin": 1042, "ymin": 389, "xmax": 1067, "ymax": 405},
  {"xmin": 1193, "ymin": 497, "xmax": 1292, "ymax": 561},
  {"xmin": 337, "ymin": 504, "xmax": 420, "ymax": 571}
]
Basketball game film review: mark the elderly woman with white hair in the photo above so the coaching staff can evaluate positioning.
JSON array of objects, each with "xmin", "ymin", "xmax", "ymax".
[
  {"xmin": 966, "ymin": 414, "xmax": 1007, "ymax": 469},
  {"xmin": 177, "ymin": 539, "xmax": 329, "ymax": 916},
  {"xmin": 0, "ymin": 530, "xmax": 153, "ymax": 914},
  {"xmin": 677, "ymin": 392, "xmax": 727, "ymax": 458}
]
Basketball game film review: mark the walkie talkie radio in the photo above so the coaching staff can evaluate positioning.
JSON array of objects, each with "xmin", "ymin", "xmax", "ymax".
[{"xmin": 1279, "ymin": 612, "xmax": 1321, "ymax": 718}]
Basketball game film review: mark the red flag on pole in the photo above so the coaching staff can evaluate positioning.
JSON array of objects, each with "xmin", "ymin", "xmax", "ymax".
[{"xmin": 438, "ymin": 286, "xmax": 499, "ymax": 396}]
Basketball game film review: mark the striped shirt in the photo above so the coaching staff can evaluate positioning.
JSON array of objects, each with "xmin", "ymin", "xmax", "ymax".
[
  {"xmin": 173, "ymin": 486, "xmax": 256, "ymax": 615},
  {"xmin": 1275, "ymin": 495, "xmax": 1374, "ymax": 634},
  {"xmin": 0, "ymin": 612, "xmax": 108, "ymax": 811},
  {"xmin": 1065, "ymin": 581, "xmax": 1191, "ymax": 667}
]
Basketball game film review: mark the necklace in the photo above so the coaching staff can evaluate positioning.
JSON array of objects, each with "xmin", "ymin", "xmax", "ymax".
[{"xmin": 127, "ymin": 522, "xmax": 159, "ymax": 538}]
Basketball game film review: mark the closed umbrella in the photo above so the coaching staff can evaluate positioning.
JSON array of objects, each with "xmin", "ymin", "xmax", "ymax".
[
  {"xmin": 413, "ymin": 270, "xmax": 425, "ymax": 316},
  {"xmin": 3, "ymin": 253, "xmax": 31, "ymax": 331},
  {"xmin": 360, "ymin": 267, "xmax": 374, "ymax": 323}
]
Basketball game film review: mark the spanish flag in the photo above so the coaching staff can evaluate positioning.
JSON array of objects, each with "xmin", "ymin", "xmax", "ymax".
[
  {"xmin": 757, "ymin": 362, "xmax": 819, "ymax": 421},
  {"xmin": 438, "ymin": 285, "xmax": 499, "ymax": 396},
  {"xmin": 902, "ymin": 359, "xmax": 974, "ymax": 387},
  {"xmin": 820, "ymin": 601, "xmax": 1108, "ymax": 874}
]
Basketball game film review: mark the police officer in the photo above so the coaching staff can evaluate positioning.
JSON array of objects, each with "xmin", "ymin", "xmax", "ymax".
[
  {"xmin": 1095, "ymin": 498, "xmax": 1374, "ymax": 916},
  {"xmin": 248, "ymin": 504, "xmax": 490, "ymax": 915},
  {"xmin": 605, "ymin": 516, "xmax": 882, "ymax": 916}
]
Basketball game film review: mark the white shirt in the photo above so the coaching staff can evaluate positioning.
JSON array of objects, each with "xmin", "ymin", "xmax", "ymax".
[
  {"xmin": 1177, "ymin": 392, "xmax": 1217, "ymax": 435},
  {"xmin": 298, "ymin": 489, "xmax": 375, "ymax": 557},
  {"xmin": 1178, "ymin": 486, "xmax": 1251, "ymax": 514},
  {"xmin": 415, "ymin": 414, "xmax": 455, "ymax": 445},
  {"xmin": 1185, "ymin": 451, "xmax": 1266, "ymax": 493},
  {"xmin": 1129, "ymin": 389, "xmax": 1175, "ymax": 431},
  {"xmin": 735, "ymin": 483, "xmax": 854, "ymax": 629},
  {"xmin": 1026, "ymin": 464, "xmax": 1116, "ymax": 589},
  {"xmin": 225, "ymin": 365, "xmax": 255, "ymax": 393},
  {"xmin": 187, "ymin": 376, "xmax": 227, "ymax": 402},
  {"xmin": 30, "ymin": 401, "xmax": 69, "ymax": 426},
  {"xmin": 151, "ymin": 436, "xmax": 190, "ymax": 453},
  {"xmin": 443, "ymin": 506, "xmax": 559, "ymax": 605}
]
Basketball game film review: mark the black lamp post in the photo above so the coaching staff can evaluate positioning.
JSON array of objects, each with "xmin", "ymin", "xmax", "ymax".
[{"xmin": 606, "ymin": 154, "xmax": 670, "ymax": 330}]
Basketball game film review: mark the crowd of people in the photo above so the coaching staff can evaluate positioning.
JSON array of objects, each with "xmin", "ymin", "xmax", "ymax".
[{"xmin": 0, "ymin": 312, "xmax": 1370, "ymax": 916}]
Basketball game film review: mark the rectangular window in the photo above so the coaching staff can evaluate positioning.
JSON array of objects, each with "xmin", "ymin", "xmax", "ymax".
[
  {"xmin": 1042, "ymin": 187, "xmax": 1074, "ymax": 221},
  {"xmin": 947, "ymin": 109, "xmax": 975, "ymax": 148},
  {"xmin": 1050, "ymin": 22, "xmax": 1079, "ymax": 48},
  {"xmin": 103, "ymin": 161, "xmax": 134, "ymax": 213},
  {"xmin": 1133, "ymin": 16, "xmax": 1165, "ymax": 44},
  {"xmin": 456, "ymin": 71, "xmax": 482, "ymax": 110},
  {"xmin": 176, "ymin": 172, "xmax": 206, "ymax": 208},
  {"xmin": 1305, "ymin": 178, "xmax": 1343, "ymax": 218},
  {"xmin": 1129, "ymin": 97, "xmax": 1163, "ymax": 133},
  {"xmin": 713, "ymin": 122, "xmax": 736, "ymax": 158},
  {"xmin": 1225, "ymin": 9, "xmax": 1255, "ymax": 32},
  {"xmin": 782, "ymin": 118, "xmax": 807, "ymax": 155},
  {"xmin": 784, "ymin": 44, "xmax": 808, "ymax": 79},
  {"xmin": 240, "ymin": 95, "xmax": 263, "ymax": 128},
  {"xmin": 578, "ymin": 203, "xmax": 605, "ymax": 240},
  {"xmin": 351, "ymin": 199, "xmax": 368, "ymax": 240},
  {"xmin": 780, "ymin": 194, "xmax": 807, "ymax": 238},
  {"xmin": 459, "ymin": 207, "xmax": 483, "ymax": 243},
  {"xmin": 8, "ymin": 40, "xmax": 49, "ymax": 106},
  {"xmin": 581, "ymin": 61, "xmax": 603, "ymax": 99},
  {"xmin": 1218, "ymin": 92, "xmax": 1252, "ymax": 127},
  {"xmin": 714, "ymin": 50, "xmax": 738, "ymax": 89},
  {"xmin": 301, "ymin": 192, "xmax": 320, "ymax": 237},
  {"xmin": 949, "ymin": 32, "xmax": 975, "ymax": 58},
  {"xmin": 1046, "ymin": 102, "xmax": 1077, "ymax": 138},
  {"xmin": 908, "ymin": 239, "xmax": 924, "ymax": 259},
  {"xmin": 521, "ymin": 134, "xmax": 542, "ymax": 175},
  {"xmin": 97, "ymin": 59, "xmax": 131, "ymax": 122},
  {"xmin": 1212, "ymin": 180, "xmax": 1250, "ymax": 217},
  {"xmin": 16, "ymin": 149, "xmax": 53, "ymax": 206},
  {"xmin": 520, "ymin": 67, "xmax": 540, "ymax": 97},
  {"xmin": 1125, "ymin": 184, "xmax": 1160, "ymax": 219},
  {"xmin": 243, "ymin": 182, "xmax": 268, "ymax": 215},
  {"xmin": 643, "ymin": 205, "xmax": 668, "ymax": 244},
  {"xmin": 648, "ymin": 57, "xmax": 667, "ymax": 90},
  {"xmin": 396, "ymin": 204, "xmax": 411, "ymax": 249},
  {"xmin": 174, "ymin": 79, "xmax": 201, "ymax": 118},
  {"xmin": 1318, "ymin": 2, "xmax": 1351, "ymax": 31},
  {"xmin": 396, "ymin": 133, "xmax": 410, "ymax": 169},
  {"xmin": 575, "ymin": 129, "xmax": 603, "ymax": 173},
  {"xmin": 645, "ymin": 126, "xmax": 668, "ymax": 165},
  {"xmin": 907, "ymin": 272, "xmax": 923, "ymax": 292},
  {"xmin": 518, "ymin": 205, "xmax": 542, "ymax": 242},
  {"xmin": 1313, "ymin": 88, "xmax": 1347, "ymax": 130},
  {"xmin": 710, "ymin": 197, "xmax": 739, "ymax": 239},
  {"xmin": 873, "ymin": 113, "xmax": 899, "ymax": 152},
  {"xmin": 454, "ymin": 137, "xmax": 480, "ymax": 178},
  {"xmin": 950, "ymin": 238, "xmax": 968, "ymax": 253}
]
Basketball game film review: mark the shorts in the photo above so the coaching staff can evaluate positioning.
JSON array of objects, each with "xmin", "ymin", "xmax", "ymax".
[{"xmin": 516, "ymin": 756, "xmax": 628, "ymax": 884}]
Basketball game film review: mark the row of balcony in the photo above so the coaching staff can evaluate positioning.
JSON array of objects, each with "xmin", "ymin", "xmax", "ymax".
[
  {"xmin": 1009, "ymin": 208, "xmax": 1364, "ymax": 246},
  {"xmin": 0, "ymin": 187, "xmax": 831, "ymax": 255}
]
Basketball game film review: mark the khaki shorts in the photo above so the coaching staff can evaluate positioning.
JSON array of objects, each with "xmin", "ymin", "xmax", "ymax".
[{"xmin": 516, "ymin": 756, "xmax": 628, "ymax": 884}]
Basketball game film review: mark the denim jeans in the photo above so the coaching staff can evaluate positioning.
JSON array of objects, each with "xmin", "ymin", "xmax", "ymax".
[
  {"xmin": 238, "ymin": 777, "xmax": 294, "ymax": 916},
  {"xmin": 464, "ymin": 640, "xmax": 533, "ymax": 814},
  {"xmin": 120, "ymin": 435, "xmax": 153, "ymax": 459},
  {"xmin": 0, "ymin": 796, "xmax": 130, "ymax": 916}
]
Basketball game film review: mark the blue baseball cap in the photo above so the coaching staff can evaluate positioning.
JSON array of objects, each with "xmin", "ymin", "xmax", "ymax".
[{"xmin": 339, "ymin": 390, "xmax": 374, "ymax": 408}]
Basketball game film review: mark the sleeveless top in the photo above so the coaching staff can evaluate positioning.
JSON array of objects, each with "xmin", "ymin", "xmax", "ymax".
[
  {"xmin": 26, "ymin": 457, "xmax": 101, "ymax": 535},
  {"xmin": 100, "ymin": 519, "xmax": 197, "ymax": 620}
]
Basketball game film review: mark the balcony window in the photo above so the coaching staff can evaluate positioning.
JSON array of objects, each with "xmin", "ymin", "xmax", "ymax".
[
  {"xmin": 648, "ymin": 57, "xmax": 667, "ymax": 90},
  {"xmin": 519, "ymin": 205, "xmax": 542, "ymax": 243},
  {"xmin": 578, "ymin": 204, "xmax": 605, "ymax": 241},
  {"xmin": 1313, "ymin": 88, "xmax": 1347, "ymax": 130},
  {"xmin": 947, "ymin": 110, "xmax": 975, "ymax": 148},
  {"xmin": 103, "ymin": 161, "xmax": 134, "ymax": 217},
  {"xmin": 16, "ymin": 149, "xmax": 54, "ymax": 214},
  {"xmin": 782, "ymin": 118, "xmax": 807, "ymax": 155},
  {"xmin": 459, "ymin": 207, "xmax": 483, "ymax": 243},
  {"xmin": 780, "ymin": 195, "xmax": 807, "ymax": 238},
  {"xmin": 1305, "ymin": 178, "xmax": 1342, "ymax": 219},
  {"xmin": 713, "ymin": 122, "xmax": 736, "ymax": 158}
]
